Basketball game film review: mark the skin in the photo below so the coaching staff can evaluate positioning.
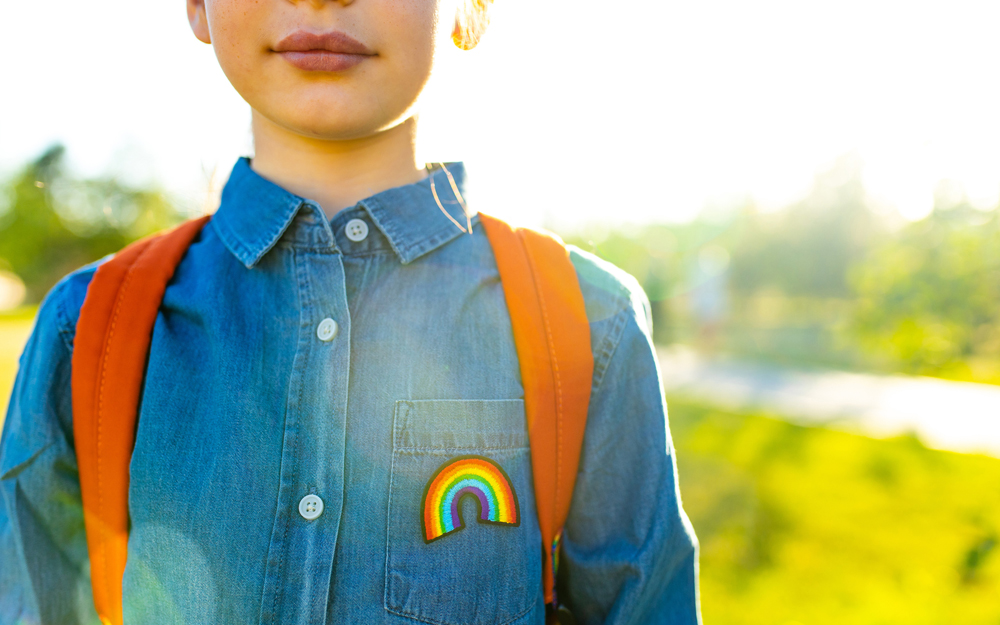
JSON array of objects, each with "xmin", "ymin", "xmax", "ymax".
[{"xmin": 186, "ymin": 0, "xmax": 465, "ymax": 216}]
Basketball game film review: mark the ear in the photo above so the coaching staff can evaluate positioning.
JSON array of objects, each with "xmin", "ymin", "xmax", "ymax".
[
  {"xmin": 187, "ymin": 0, "xmax": 212, "ymax": 44},
  {"xmin": 452, "ymin": 0, "xmax": 493, "ymax": 51}
]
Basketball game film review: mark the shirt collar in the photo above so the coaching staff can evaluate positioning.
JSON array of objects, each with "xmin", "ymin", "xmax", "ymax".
[{"xmin": 211, "ymin": 157, "xmax": 476, "ymax": 269}]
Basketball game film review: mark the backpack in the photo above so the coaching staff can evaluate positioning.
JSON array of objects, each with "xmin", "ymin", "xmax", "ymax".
[{"xmin": 70, "ymin": 213, "xmax": 592, "ymax": 625}]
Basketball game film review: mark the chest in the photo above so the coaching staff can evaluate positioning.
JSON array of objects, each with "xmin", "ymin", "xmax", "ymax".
[{"xmin": 122, "ymin": 242, "xmax": 544, "ymax": 624}]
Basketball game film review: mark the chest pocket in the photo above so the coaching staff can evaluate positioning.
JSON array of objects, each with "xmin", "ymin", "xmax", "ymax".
[{"xmin": 386, "ymin": 400, "xmax": 541, "ymax": 625}]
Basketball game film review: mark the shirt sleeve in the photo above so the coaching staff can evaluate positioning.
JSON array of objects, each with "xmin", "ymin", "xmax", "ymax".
[
  {"xmin": 559, "ymin": 256, "xmax": 701, "ymax": 625},
  {"xmin": 0, "ymin": 277, "xmax": 99, "ymax": 625}
]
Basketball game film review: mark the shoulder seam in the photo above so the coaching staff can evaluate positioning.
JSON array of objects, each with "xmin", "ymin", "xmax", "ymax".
[
  {"xmin": 589, "ymin": 302, "xmax": 631, "ymax": 397},
  {"xmin": 52, "ymin": 279, "xmax": 77, "ymax": 354},
  {"xmin": 568, "ymin": 245, "xmax": 646, "ymax": 397}
]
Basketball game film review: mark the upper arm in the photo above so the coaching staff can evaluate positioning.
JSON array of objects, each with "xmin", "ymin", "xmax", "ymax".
[
  {"xmin": 1, "ymin": 268, "xmax": 100, "ymax": 625},
  {"xmin": 559, "ymin": 248, "xmax": 700, "ymax": 625}
]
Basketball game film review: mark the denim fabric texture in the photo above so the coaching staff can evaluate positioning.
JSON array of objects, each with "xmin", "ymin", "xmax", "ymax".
[{"xmin": 0, "ymin": 159, "xmax": 700, "ymax": 625}]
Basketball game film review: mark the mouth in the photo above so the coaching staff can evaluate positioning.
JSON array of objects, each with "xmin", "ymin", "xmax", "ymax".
[{"xmin": 273, "ymin": 30, "xmax": 376, "ymax": 72}]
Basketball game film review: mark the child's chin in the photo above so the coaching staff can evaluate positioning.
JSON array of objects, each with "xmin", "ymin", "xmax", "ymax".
[
  {"xmin": 267, "ymin": 103, "xmax": 413, "ymax": 142},
  {"xmin": 294, "ymin": 120, "xmax": 402, "ymax": 142}
]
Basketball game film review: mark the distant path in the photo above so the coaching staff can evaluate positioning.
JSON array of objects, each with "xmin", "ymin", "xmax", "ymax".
[{"xmin": 658, "ymin": 346, "xmax": 1000, "ymax": 458}]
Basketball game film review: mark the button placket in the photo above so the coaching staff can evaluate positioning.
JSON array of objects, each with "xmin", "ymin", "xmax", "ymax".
[{"xmin": 260, "ymin": 249, "xmax": 351, "ymax": 624}]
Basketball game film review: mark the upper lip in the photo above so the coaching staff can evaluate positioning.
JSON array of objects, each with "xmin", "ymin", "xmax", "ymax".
[{"xmin": 273, "ymin": 30, "xmax": 375, "ymax": 55}]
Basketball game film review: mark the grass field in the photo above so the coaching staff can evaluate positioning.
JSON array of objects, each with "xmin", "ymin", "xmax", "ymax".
[
  {"xmin": 0, "ymin": 317, "xmax": 997, "ymax": 623},
  {"xmin": 0, "ymin": 309, "xmax": 35, "ymax": 420},
  {"xmin": 670, "ymin": 399, "xmax": 1000, "ymax": 625}
]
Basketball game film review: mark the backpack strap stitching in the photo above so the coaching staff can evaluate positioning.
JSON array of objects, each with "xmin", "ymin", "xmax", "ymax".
[
  {"xmin": 519, "ymin": 230, "xmax": 563, "ymax": 535},
  {"xmin": 94, "ymin": 261, "xmax": 134, "ymax": 602}
]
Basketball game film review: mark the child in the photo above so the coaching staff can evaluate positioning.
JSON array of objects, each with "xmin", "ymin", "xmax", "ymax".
[{"xmin": 0, "ymin": 1, "xmax": 700, "ymax": 623}]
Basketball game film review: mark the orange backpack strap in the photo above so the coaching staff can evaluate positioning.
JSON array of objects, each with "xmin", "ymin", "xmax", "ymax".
[
  {"xmin": 71, "ymin": 215, "xmax": 210, "ymax": 625},
  {"xmin": 479, "ymin": 213, "xmax": 594, "ymax": 611}
]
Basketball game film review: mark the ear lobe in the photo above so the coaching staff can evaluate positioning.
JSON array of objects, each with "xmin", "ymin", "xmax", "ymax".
[
  {"xmin": 187, "ymin": 0, "xmax": 212, "ymax": 44},
  {"xmin": 453, "ymin": 0, "xmax": 492, "ymax": 51}
]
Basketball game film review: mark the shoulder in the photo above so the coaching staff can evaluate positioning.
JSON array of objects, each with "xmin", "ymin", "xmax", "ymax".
[
  {"xmin": 37, "ymin": 257, "xmax": 106, "ymax": 353},
  {"xmin": 1, "ymin": 259, "xmax": 106, "ymax": 467},
  {"xmin": 568, "ymin": 245, "xmax": 652, "ymax": 332},
  {"xmin": 566, "ymin": 244, "xmax": 654, "ymax": 387}
]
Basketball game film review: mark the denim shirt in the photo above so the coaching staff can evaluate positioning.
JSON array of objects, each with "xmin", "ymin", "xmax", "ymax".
[{"xmin": 0, "ymin": 159, "xmax": 699, "ymax": 625}]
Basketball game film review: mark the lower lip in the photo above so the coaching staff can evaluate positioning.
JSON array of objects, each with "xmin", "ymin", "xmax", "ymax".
[{"xmin": 279, "ymin": 51, "xmax": 369, "ymax": 72}]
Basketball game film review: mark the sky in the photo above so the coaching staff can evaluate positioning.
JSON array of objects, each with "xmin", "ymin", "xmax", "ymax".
[{"xmin": 3, "ymin": 1, "xmax": 1000, "ymax": 229}]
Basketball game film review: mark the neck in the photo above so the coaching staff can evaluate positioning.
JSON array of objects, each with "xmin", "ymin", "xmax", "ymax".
[{"xmin": 249, "ymin": 113, "xmax": 426, "ymax": 218}]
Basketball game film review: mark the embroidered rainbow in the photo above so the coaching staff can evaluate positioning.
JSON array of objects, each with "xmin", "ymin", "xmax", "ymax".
[{"xmin": 421, "ymin": 455, "xmax": 520, "ymax": 543}]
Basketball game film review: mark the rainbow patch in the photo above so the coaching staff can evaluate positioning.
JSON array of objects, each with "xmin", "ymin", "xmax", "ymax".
[{"xmin": 421, "ymin": 455, "xmax": 520, "ymax": 543}]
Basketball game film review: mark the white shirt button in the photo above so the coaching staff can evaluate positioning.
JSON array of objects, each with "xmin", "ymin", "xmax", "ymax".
[
  {"xmin": 344, "ymin": 218, "xmax": 369, "ymax": 242},
  {"xmin": 299, "ymin": 494, "xmax": 324, "ymax": 520},
  {"xmin": 317, "ymin": 318, "xmax": 339, "ymax": 342}
]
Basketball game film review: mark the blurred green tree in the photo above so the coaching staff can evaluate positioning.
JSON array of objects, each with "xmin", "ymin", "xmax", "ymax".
[
  {"xmin": 849, "ymin": 203, "xmax": 1000, "ymax": 380},
  {"xmin": 728, "ymin": 155, "xmax": 886, "ymax": 299},
  {"xmin": 569, "ymin": 157, "xmax": 891, "ymax": 368},
  {"xmin": 0, "ymin": 145, "xmax": 184, "ymax": 303}
]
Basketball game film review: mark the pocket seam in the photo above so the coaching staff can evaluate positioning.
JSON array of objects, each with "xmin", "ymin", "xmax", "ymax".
[
  {"xmin": 385, "ymin": 604, "xmax": 534, "ymax": 625},
  {"xmin": 393, "ymin": 446, "xmax": 528, "ymax": 454},
  {"xmin": 393, "ymin": 400, "xmax": 527, "ymax": 450},
  {"xmin": 384, "ymin": 590, "xmax": 535, "ymax": 625}
]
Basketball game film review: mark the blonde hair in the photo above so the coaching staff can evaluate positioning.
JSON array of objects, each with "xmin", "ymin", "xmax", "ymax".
[{"xmin": 452, "ymin": 0, "xmax": 493, "ymax": 50}]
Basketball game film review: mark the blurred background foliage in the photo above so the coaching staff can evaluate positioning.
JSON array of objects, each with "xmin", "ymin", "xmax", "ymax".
[
  {"xmin": 569, "ymin": 156, "xmax": 1000, "ymax": 384},
  {"xmin": 0, "ymin": 145, "xmax": 184, "ymax": 304},
  {"xmin": 851, "ymin": 204, "xmax": 1000, "ymax": 381},
  {"xmin": 1, "ymin": 147, "xmax": 998, "ymax": 623}
]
